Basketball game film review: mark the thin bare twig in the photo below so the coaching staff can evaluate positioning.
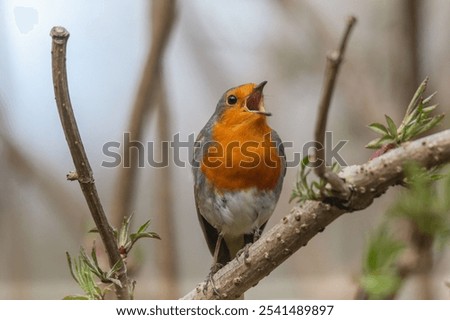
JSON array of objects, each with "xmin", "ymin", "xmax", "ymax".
[
  {"xmin": 182, "ymin": 129, "xmax": 450, "ymax": 299},
  {"xmin": 50, "ymin": 26, "xmax": 130, "ymax": 299},
  {"xmin": 314, "ymin": 16, "xmax": 356, "ymax": 198},
  {"xmin": 111, "ymin": 0, "xmax": 176, "ymax": 227}
]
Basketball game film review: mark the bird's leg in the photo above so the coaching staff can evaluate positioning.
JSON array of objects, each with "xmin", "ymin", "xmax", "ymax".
[
  {"xmin": 203, "ymin": 233, "xmax": 224, "ymax": 296},
  {"xmin": 237, "ymin": 228, "xmax": 262, "ymax": 262},
  {"xmin": 212, "ymin": 232, "xmax": 223, "ymax": 268},
  {"xmin": 236, "ymin": 245, "xmax": 251, "ymax": 262}
]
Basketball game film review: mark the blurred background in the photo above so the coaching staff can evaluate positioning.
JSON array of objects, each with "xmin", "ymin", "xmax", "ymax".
[{"xmin": 1, "ymin": 0, "xmax": 449, "ymax": 299}]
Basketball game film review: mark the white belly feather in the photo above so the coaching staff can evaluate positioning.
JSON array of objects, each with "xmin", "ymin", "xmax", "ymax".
[{"xmin": 199, "ymin": 187, "xmax": 277, "ymax": 236}]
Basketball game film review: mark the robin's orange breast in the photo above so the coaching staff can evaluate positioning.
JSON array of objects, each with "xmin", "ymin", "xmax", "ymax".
[{"xmin": 201, "ymin": 107, "xmax": 282, "ymax": 192}]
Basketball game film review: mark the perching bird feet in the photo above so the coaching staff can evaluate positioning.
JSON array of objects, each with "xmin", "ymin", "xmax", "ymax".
[{"xmin": 202, "ymin": 262, "xmax": 223, "ymax": 297}]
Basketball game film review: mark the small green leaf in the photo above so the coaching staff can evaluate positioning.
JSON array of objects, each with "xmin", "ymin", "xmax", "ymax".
[
  {"xmin": 422, "ymin": 91, "xmax": 437, "ymax": 104},
  {"xmin": 118, "ymin": 215, "xmax": 132, "ymax": 247},
  {"xmin": 402, "ymin": 124, "xmax": 420, "ymax": 142},
  {"xmin": 301, "ymin": 169, "xmax": 310, "ymax": 189},
  {"xmin": 80, "ymin": 247, "xmax": 103, "ymax": 279},
  {"xmin": 385, "ymin": 115, "xmax": 398, "ymax": 138},
  {"xmin": 126, "ymin": 232, "xmax": 161, "ymax": 253},
  {"xmin": 422, "ymin": 104, "xmax": 438, "ymax": 114},
  {"xmin": 130, "ymin": 232, "xmax": 161, "ymax": 242},
  {"xmin": 66, "ymin": 252, "xmax": 78, "ymax": 284},
  {"xmin": 360, "ymin": 274, "xmax": 402, "ymax": 299},
  {"xmin": 66, "ymin": 246, "xmax": 124, "ymax": 300},
  {"xmin": 311, "ymin": 181, "xmax": 322, "ymax": 189},
  {"xmin": 405, "ymin": 77, "xmax": 428, "ymax": 116},
  {"xmin": 368, "ymin": 123, "xmax": 389, "ymax": 135},
  {"xmin": 365, "ymin": 138, "xmax": 384, "ymax": 149},
  {"xmin": 363, "ymin": 225, "xmax": 404, "ymax": 274},
  {"xmin": 360, "ymin": 223, "xmax": 405, "ymax": 299},
  {"xmin": 105, "ymin": 258, "xmax": 124, "ymax": 279},
  {"xmin": 365, "ymin": 135, "xmax": 394, "ymax": 149},
  {"xmin": 290, "ymin": 155, "xmax": 337, "ymax": 203},
  {"xmin": 90, "ymin": 245, "xmax": 100, "ymax": 271},
  {"xmin": 415, "ymin": 114, "xmax": 444, "ymax": 136},
  {"xmin": 301, "ymin": 155, "xmax": 310, "ymax": 167},
  {"xmin": 136, "ymin": 220, "xmax": 151, "ymax": 235}
]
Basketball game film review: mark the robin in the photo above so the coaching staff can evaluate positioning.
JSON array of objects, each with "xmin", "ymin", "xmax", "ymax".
[{"xmin": 192, "ymin": 81, "xmax": 286, "ymax": 278}]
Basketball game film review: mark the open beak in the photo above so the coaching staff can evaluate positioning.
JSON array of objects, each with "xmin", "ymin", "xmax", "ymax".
[{"xmin": 245, "ymin": 81, "xmax": 272, "ymax": 116}]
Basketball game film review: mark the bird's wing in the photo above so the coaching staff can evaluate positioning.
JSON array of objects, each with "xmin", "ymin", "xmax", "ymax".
[
  {"xmin": 192, "ymin": 127, "xmax": 232, "ymax": 264},
  {"xmin": 271, "ymin": 129, "xmax": 287, "ymax": 188}
]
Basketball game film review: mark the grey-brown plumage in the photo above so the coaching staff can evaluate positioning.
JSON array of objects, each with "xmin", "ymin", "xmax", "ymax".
[{"xmin": 193, "ymin": 82, "xmax": 286, "ymax": 267}]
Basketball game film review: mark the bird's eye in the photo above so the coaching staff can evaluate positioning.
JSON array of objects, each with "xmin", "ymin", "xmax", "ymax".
[{"xmin": 227, "ymin": 95, "xmax": 237, "ymax": 105}]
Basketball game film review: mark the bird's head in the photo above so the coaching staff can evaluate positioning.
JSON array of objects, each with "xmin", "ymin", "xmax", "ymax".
[{"xmin": 216, "ymin": 81, "xmax": 271, "ymax": 120}]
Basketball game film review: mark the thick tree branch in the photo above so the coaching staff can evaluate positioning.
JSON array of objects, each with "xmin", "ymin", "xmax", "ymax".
[
  {"xmin": 50, "ymin": 27, "xmax": 130, "ymax": 299},
  {"xmin": 111, "ymin": 0, "xmax": 176, "ymax": 227},
  {"xmin": 314, "ymin": 16, "xmax": 356, "ymax": 198},
  {"xmin": 182, "ymin": 129, "xmax": 450, "ymax": 299}
]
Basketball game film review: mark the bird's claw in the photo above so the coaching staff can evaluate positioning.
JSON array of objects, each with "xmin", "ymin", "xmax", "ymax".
[
  {"xmin": 236, "ymin": 243, "xmax": 251, "ymax": 263},
  {"xmin": 203, "ymin": 263, "xmax": 223, "ymax": 296}
]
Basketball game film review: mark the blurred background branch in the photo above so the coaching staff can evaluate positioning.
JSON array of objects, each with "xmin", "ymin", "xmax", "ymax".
[
  {"xmin": 153, "ymin": 80, "xmax": 179, "ymax": 298},
  {"xmin": 355, "ymin": 0, "xmax": 439, "ymax": 300},
  {"xmin": 111, "ymin": 0, "xmax": 176, "ymax": 228},
  {"xmin": 109, "ymin": 0, "xmax": 178, "ymax": 299}
]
